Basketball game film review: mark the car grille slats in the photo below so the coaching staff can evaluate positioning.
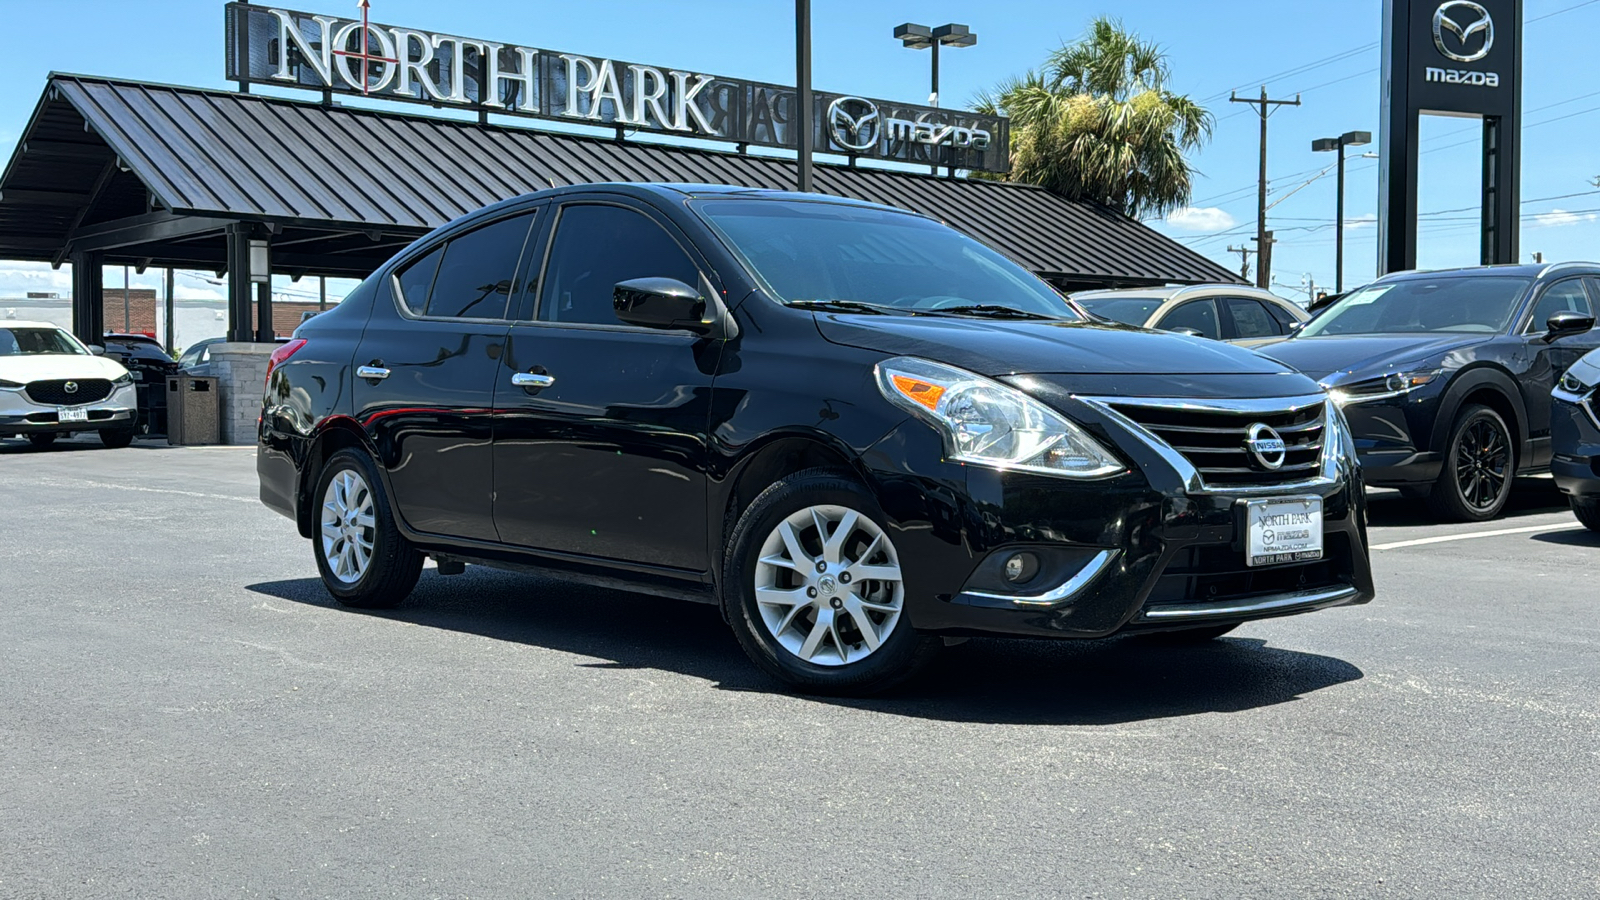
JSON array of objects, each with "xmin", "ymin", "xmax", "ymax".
[
  {"xmin": 1111, "ymin": 401, "xmax": 1326, "ymax": 488},
  {"xmin": 24, "ymin": 378, "xmax": 115, "ymax": 406}
]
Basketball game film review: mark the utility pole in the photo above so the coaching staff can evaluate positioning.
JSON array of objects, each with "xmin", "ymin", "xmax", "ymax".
[
  {"xmin": 1226, "ymin": 244, "xmax": 1256, "ymax": 283},
  {"xmin": 795, "ymin": 0, "xmax": 813, "ymax": 193},
  {"xmin": 1231, "ymin": 87, "xmax": 1300, "ymax": 289}
]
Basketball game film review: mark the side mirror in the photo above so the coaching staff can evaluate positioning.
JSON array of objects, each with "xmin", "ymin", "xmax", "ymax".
[
  {"xmin": 1287, "ymin": 321, "xmax": 1305, "ymax": 333},
  {"xmin": 1169, "ymin": 326, "xmax": 1208, "ymax": 339},
  {"xmin": 614, "ymin": 277, "xmax": 714, "ymax": 334},
  {"xmin": 1545, "ymin": 311, "xmax": 1596, "ymax": 343},
  {"xmin": 88, "ymin": 344, "xmax": 106, "ymax": 356}
]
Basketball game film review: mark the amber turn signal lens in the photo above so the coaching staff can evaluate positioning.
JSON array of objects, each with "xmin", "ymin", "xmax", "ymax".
[{"xmin": 890, "ymin": 375, "xmax": 945, "ymax": 411}]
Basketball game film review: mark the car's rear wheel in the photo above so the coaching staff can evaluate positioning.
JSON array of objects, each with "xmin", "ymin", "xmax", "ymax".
[
  {"xmin": 1428, "ymin": 404, "xmax": 1515, "ymax": 522},
  {"xmin": 313, "ymin": 449, "xmax": 422, "ymax": 609},
  {"xmin": 722, "ymin": 469, "xmax": 939, "ymax": 694},
  {"xmin": 26, "ymin": 432, "xmax": 57, "ymax": 449},
  {"xmin": 98, "ymin": 427, "xmax": 135, "ymax": 449},
  {"xmin": 1572, "ymin": 498, "xmax": 1600, "ymax": 532}
]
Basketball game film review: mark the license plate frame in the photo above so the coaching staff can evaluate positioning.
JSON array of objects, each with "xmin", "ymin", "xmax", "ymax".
[
  {"xmin": 58, "ymin": 406, "xmax": 89, "ymax": 424},
  {"xmin": 1244, "ymin": 495, "xmax": 1324, "ymax": 568}
]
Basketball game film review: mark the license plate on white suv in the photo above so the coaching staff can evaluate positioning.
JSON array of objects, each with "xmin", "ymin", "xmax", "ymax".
[
  {"xmin": 1244, "ymin": 496, "xmax": 1323, "ymax": 567},
  {"xmin": 58, "ymin": 407, "xmax": 89, "ymax": 424}
]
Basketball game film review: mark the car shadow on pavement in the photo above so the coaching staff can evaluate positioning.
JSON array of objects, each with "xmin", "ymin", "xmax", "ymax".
[
  {"xmin": 1530, "ymin": 527, "xmax": 1600, "ymax": 547},
  {"xmin": 1365, "ymin": 477, "xmax": 1569, "ymax": 528},
  {"xmin": 249, "ymin": 566, "xmax": 1363, "ymax": 725},
  {"xmin": 0, "ymin": 435, "xmax": 174, "ymax": 454}
]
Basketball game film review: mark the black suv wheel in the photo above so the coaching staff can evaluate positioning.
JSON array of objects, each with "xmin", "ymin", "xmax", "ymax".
[
  {"xmin": 27, "ymin": 432, "xmax": 57, "ymax": 449},
  {"xmin": 1573, "ymin": 498, "xmax": 1600, "ymax": 532},
  {"xmin": 1429, "ymin": 404, "xmax": 1515, "ymax": 522},
  {"xmin": 722, "ymin": 469, "xmax": 940, "ymax": 695},
  {"xmin": 312, "ymin": 448, "xmax": 423, "ymax": 608}
]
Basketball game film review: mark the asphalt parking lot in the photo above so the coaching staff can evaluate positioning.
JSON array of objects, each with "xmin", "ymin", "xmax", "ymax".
[{"xmin": 2, "ymin": 434, "xmax": 1597, "ymax": 898}]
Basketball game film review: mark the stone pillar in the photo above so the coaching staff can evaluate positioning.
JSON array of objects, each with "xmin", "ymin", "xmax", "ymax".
[{"xmin": 210, "ymin": 342, "xmax": 276, "ymax": 445}]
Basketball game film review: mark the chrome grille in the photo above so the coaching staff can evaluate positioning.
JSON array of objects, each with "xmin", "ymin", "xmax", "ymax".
[
  {"xmin": 1110, "ymin": 400, "xmax": 1326, "ymax": 488},
  {"xmin": 25, "ymin": 378, "xmax": 115, "ymax": 406}
]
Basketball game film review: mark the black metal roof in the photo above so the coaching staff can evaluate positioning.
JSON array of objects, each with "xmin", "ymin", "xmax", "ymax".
[{"xmin": 0, "ymin": 74, "xmax": 1240, "ymax": 287}]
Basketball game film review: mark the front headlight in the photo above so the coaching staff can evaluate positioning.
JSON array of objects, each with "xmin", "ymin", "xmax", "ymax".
[
  {"xmin": 1324, "ymin": 369, "xmax": 1441, "ymax": 406},
  {"xmin": 0, "ymin": 378, "xmax": 23, "ymax": 391},
  {"xmin": 113, "ymin": 371, "xmax": 134, "ymax": 386},
  {"xmin": 1558, "ymin": 370, "xmax": 1593, "ymax": 396},
  {"xmin": 875, "ymin": 357, "xmax": 1124, "ymax": 479}
]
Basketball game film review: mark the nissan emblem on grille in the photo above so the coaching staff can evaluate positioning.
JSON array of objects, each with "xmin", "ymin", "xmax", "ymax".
[{"xmin": 1246, "ymin": 422, "xmax": 1288, "ymax": 470}]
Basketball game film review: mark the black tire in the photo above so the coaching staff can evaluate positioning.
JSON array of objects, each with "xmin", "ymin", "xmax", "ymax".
[
  {"xmin": 312, "ymin": 448, "xmax": 423, "ymax": 609},
  {"xmin": 1428, "ymin": 404, "xmax": 1515, "ymax": 522},
  {"xmin": 721, "ymin": 468, "xmax": 940, "ymax": 695},
  {"xmin": 98, "ymin": 428, "xmax": 135, "ymax": 449},
  {"xmin": 1573, "ymin": 498, "xmax": 1600, "ymax": 532},
  {"xmin": 1139, "ymin": 624, "xmax": 1239, "ymax": 644},
  {"xmin": 26, "ymin": 432, "xmax": 58, "ymax": 449}
]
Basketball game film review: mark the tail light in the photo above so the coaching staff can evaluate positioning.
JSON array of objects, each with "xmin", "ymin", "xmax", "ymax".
[{"xmin": 266, "ymin": 339, "xmax": 308, "ymax": 387}]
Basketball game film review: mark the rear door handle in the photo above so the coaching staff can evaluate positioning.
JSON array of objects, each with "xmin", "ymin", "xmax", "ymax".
[
  {"xmin": 356, "ymin": 365, "xmax": 390, "ymax": 380},
  {"xmin": 511, "ymin": 372, "xmax": 555, "ymax": 389}
]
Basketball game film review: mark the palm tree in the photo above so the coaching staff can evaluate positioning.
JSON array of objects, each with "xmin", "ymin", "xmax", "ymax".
[{"xmin": 974, "ymin": 17, "xmax": 1211, "ymax": 219}]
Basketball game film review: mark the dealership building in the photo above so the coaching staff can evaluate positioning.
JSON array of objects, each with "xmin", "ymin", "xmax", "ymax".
[{"xmin": 0, "ymin": 3, "xmax": 1237, "ymax": 441}]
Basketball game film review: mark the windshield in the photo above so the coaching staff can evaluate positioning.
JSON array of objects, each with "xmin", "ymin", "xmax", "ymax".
[
  {"xmin": 1301, "ymin": 276, "xmax": 1531, "ymax": 337},
  {"xmin": 1076, "ymin": 297, "xmax": 1166, "ymax": 327},
  {"xmin": 0, "ymin": 327, "xmax": 86, "ymax": 356},
  {"xmin": 694, "ymin": 199, "xmax": 1082, "ymax": 319}
]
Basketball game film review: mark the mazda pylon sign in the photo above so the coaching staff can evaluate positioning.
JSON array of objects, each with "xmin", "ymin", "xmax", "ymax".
[
  {"xmin": 224, "ymin": 3, "xmax": 1010, "ymax": 173},
  {"xmin": 1379, "ymin": 0, "xmax": 1522, "ymax": 273}
]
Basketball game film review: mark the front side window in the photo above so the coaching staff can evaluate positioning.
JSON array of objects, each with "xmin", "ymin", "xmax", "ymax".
[
  {"xmin": 1222, "ymin": 297, "xmax": 1283, "ymax": 339},
  {"xmin": 1156, "ymin": 300, "xmax": 1221, "ymax": 340},
  {"xmin": 1302, "ymin": 276, "xmax": 1532, "ymax": 336},
  {"xmin": 1526, "ymin": 279, "xmax": 1593, "ymax": 334},
  {"xmin": 422, "ymin": 213, "xmax": 536, "ymax": 319},
  {"xmin": 538, "ymin": 204, "xmax": 701, "ymax": 325},
  {"xmin": 0, "ymin": 327, "xmax": 85, "ymax": 356},
  {"xmin": 694, "ymin": 199, "xmax": 1081, "ymax": 319}
]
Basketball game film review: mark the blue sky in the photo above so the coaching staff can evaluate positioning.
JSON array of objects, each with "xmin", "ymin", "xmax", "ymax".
[{"xmin": 0, "ymin": 0, "xmax": 1596, "ymax": 305}]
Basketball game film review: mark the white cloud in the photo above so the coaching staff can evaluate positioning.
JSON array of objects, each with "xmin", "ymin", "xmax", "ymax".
[
  {"xmin": 1344, "ymin": 213, "xmax": 1377, "ymax": 230},
  {"xmin": 1165, "ymin": 207, "xmax": 1237, "ymax": 232},
  {"xmin": 1533, "ymin": 208, "xmax": 1599, "ymax": 228}
]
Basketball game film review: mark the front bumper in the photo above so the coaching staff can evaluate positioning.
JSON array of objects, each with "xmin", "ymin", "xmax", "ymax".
[
  {"xmin": 1340, "ymin": 396, "xmax": 1441, "ymax": 486},
  {"xmin": 0, "ymin": 383, "xmax": 138, "ymax": 435},
  {"xmin": 1551, "ymin": 390, "xmax": 1600, "ymax": 499},
  {"xmin": 860, "ymin": 403, "xmax": 1375, "ymax": 641}
]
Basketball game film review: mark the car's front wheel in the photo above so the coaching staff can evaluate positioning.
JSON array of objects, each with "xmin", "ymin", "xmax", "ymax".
[
  {"xmin": 313, "ymin": 449, "xmax": 422, "ymax": 609},
  {"xmin": 1572, "ymin": 498, "xmax": 1600, "ymax": 532},
  {"xmin": 26, "ymin": 432, "xmax": 58, "ymax": 449},
  {"xmin": 99, "ymin": 427, "xmax": 135, "ymax": 449},
  {"xmin": 1428, "ymin": 404, "xmax": 1515, "ymax": 522},
  {"xmin": 723, "ymin": 469, "xmax": 940, "ymax": 694}
]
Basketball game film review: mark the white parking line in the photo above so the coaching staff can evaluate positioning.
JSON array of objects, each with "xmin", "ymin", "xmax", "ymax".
[
  {"xmin": 1371, "ymin": 522, "xmax": 1576, "ymax": 551},
  {"xmin": 29, "ymin": 477, "xmax": 258, "ymax": 504}
]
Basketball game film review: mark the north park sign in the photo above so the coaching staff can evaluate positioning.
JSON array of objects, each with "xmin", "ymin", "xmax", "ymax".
[{"xmin": 223, "ymin": 3, "xmax": 1010, "ymax": 173}]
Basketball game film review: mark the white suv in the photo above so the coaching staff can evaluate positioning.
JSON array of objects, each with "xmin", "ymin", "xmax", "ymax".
[{"xmin": 0, "ymin": 322, "xmax": 139, "ymax": 448}]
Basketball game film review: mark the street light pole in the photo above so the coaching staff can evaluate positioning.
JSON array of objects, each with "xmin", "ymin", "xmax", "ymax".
[
  {"xmin": 894, "ymin": 23, "xmax": 976, "ymax": 172},
  {"xmin": 1313, "ymin": 130, "xmax": 1372, "ymax": 293},
  {"xmin": 796, "ymin": 0, "xmax": 813, "ymax": 193}
]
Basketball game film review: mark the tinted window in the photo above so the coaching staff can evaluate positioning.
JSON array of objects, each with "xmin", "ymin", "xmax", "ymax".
[
  {"xmin": 1156, "ymin": 300, "xmax": 1221, "ymax": 340},
  {"xmin": 0, "ymin": 327, "xmax": 84, "ymax": 356},
  {"xmin": 1303, "ymin": 277, "xmax": 1531, "ymax": 336},
  {"xmin": 1222, "ymin": 297, "xmax": 1283, "ymax": 339},
  {"xmin": 396, "ymin": 245, "xmax": 443, "ymax": 316},
  {"xmin": 1527, "ymin": 278, "xmax": 1593, "ymax": 333},
  {"xmin": 1264, "ymin": 298, "xmax": 1303, "ymax": 329},
  {"xmin": 1077, "ymin": 297, "xmax": 1166, "ymax": 327},
  {"xmin": 695, "ymin": 199, "xmax": 1081, "ymax": 319},
  {"xmin": 425, "ymin": 213, "xmax": 536, "ymax": 319},
  {"xmin": 539, "ymin": 204, "xmax": 700, "ymax": 325}
]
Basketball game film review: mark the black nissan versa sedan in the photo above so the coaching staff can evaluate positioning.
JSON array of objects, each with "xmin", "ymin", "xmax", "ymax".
[
  {"xmin": 257, "ymin": 184, "xmax": 1373, "ymax": 693},
  {"xmin": 1259, "ymin": 264, "xmax": 1600, "ymax": 522}
]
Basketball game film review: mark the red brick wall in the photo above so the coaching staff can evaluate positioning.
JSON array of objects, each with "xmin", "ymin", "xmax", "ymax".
[{"xmin": 102, "ymin": 290, "xmax": 328, "ymax": 340}]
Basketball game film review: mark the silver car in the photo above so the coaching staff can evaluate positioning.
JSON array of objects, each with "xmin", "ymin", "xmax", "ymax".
[{"xmin": 1072, "ymin": 285, "xmax": 1310, "ymax": 347}]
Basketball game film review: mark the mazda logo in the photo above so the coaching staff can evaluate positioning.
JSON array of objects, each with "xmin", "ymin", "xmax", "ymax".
[
  {"xmin": 1246, "ymin": 422, "xmax": 1288, "ymax": 470},
  {"xmin": 63, "ymin": 381, "xmax": 79, "ymax": 395},
  {"xmin": 827, "ymin": 96, "xmax": 880, "ymax": 152},
  {"xmin": 1433, "ymin": 1, "xmax": 1494, "ymax": 63}
]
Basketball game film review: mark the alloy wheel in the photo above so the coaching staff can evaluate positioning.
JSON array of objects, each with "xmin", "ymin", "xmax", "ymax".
[
  {"xmin": 752, "ymin": 504, "xmax": 904, "ymax": 667},
  {"xmin": 321, "ymin": 469, "xmax": 377, "ymax": 584},
  {"xmin": 1455, "ymin": 417, "xmax": 1510, "ymax": 513}
]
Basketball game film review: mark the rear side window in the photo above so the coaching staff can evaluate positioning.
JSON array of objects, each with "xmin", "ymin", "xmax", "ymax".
[
  {"xmin": 538, "ymin": 204, "xmax": 700, "ymax": 325},
  {"xmin": 1222, "ymin": 297, "xmax": 1284, "ymax": 339},
  {"xmin": 395, "ymin": 245, "xmax": 443, "ymax": 316},
  {"xmin": 1527, "ymin": 278, "xmax": 1593, "ymax": 333},
  {"xmin": 416, "ymin": 213, "xmax": 536, "ymax": 319}
]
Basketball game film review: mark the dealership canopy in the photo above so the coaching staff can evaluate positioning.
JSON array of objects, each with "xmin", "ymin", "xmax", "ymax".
[{"xmin": 0, "ymin": 73, "xmax": 1239, "ymax": 343}]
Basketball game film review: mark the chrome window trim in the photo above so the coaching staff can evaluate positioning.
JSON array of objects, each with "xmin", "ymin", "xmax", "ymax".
[
  {"xmin": 960, "ymin": 549, "xmax": 1120, "ymax": 608},
  {"xmin": 1138, "ymin": 585, "xmax": 1361, "ymax": 621},
  {"xmin": 1079, "ymin": 393, "xmax": 1341, "ymax": 495}
]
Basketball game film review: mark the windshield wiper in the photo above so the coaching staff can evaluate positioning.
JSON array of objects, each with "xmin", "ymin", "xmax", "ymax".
[
  {"xmin": 787, "ymin": 299, "xmax": 898, "ymax": 315},
  {"xmin": 927, "ymin": 305, "xmax": 1059, "ymax": 320}
]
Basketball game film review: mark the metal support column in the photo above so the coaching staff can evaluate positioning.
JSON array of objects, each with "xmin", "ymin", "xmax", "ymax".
[
  {"xmin": 69, "ymin": 250, "xmax": 105, "ymax": 346},
  {"xmin": 164, "ymin": 268, "xmax": 176, "ymax": 353},
  {"xmin": 795, "ymin": 0, "xmax": 813, "ymax": 193},
  {"xmin": 1481, "ymin": 116, "xmax": 1519, "ymax": 265},
  {"xmin": 225, "ymin": 223, "xmax": 254, "ymax": 343}
]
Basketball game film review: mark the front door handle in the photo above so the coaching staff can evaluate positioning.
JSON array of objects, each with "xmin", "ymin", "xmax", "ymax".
[
  {"xmin": 511, "ymin": 372, "xmax": 555, "ymax": 389},
  {"xmin": 356, "ymin": 365, "xmax": 390, "ymax": 381}
]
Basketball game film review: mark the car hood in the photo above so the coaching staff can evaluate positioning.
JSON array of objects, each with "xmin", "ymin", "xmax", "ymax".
[
  {"xmin": 814, "ymin": 314, "xmax": 1294, "ymax": 377},
  {"xmin": 0, "ymin": 354, "xmax": 129, "ymax": 383},
  {"xmin": 1254, "ymin": 333, "xmax": 1492, "ymax": 383}
]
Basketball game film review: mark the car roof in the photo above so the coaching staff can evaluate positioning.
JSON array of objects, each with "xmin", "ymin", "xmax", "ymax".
[
  {"xmin": 1380, "ymin": 262, "xmax": 1600, "ymax": 281},
  {"xmin": 1072, "ymin": 284, "xmax": 1293, "ymax": 303},
  {"xmin": 0, "ymin": 320, "xmax": 67, "ymax": 329},
  {"xmin": 465, "ymin": 182, "xmax": 915, "ymax": 222}
]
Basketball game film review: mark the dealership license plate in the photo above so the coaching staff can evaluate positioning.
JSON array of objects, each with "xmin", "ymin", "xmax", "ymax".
[
  {"xmin": 1244, "ymin": 496, "xmax": 1324, "ymax": 567},
  {"xmin": 58, "ymin": 407, "xmax": 89, "ymax": 424}
]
